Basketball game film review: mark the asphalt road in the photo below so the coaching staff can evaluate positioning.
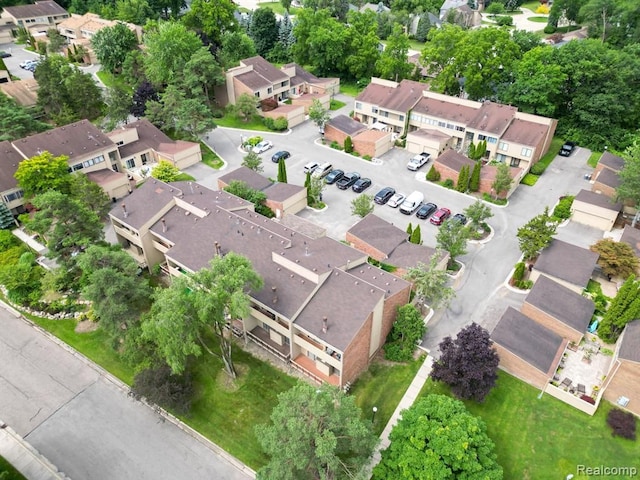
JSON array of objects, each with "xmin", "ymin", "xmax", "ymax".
[
  {"xmin": 0, "ymin": 307, "xmax": 252, "ymax": 480},
  {"xmin": 190, "ymin": 102, "xmax": 604, "ymax": 354}
]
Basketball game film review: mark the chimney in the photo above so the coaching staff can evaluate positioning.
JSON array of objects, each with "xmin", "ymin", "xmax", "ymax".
[
  {"xmin": 122, "ymin": 203, "xmax": 128, "ymax": 218},
  {"xmin": 189, "ymin": 182, "xmax": 194, "ymax": 194},
  {"xmin": 214, "ymin": 241, "xmax": 221, "ymax": 256},
  {"xmin": 161, "ymin": 218, "xmax": 167, "ymax": 232},
  {"xmin": 322, "ymin": 317, "xmax": 328, "ymax": 334}
]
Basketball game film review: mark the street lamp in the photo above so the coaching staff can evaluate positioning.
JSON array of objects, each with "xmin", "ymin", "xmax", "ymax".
[{"xmin": 372, "ymin": 406, "xmax": 378, "ymax": 423}]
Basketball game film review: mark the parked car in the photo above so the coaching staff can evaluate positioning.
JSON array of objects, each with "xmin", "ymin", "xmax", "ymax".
[
  {"xmin": 0, "ymin": 51, "xmax": 11, "ymax": 58},
  {"xmin": 559, "ymin": 141, "xmax": 576, "ymax": 157},
  {"xmin": 416, "ymin": 202, "xmax": 437, "ymax": 219},
  {"xmin": 374, "ymin": 187, "xmax": 396, "ymax": 205},
  {"xmin": 21, "ymin": 59, "xmax": 40, "ymax": 70},
  {"xmin": 325, "ymin": 169, "xmax": 344, "ymax": 184},
  {"xmin": 352, "ymin": 178, "xmax": 372, "ymax": 193},
  {"xmin": 400, "ymin": 191, "xmax": 424, "ymax": 215},
  {"xmin": 430, "ymin": 207, "xmax": 451, "ymax": 225},
  {"xmin": 407, "ymin": 152, "xmax": 431, "ymax": 171},
  {"xmin": 336, "ymin": 172, "xmax": 361, "ymax": 190},
  {"xmin": 387, "ymin": 192, "xmax": 405, "ymax": 208},
  {"xmin": 312, "ymin": 162, "xmax": 333, "ymax": 179},
  {"xmin": 303, "ymin": 161, "xmax": 319, "ymax": 174},
  {"xmin": 452, "ymin": 213, "xmax": 467, "ymax": 225},
  {"xmin": 271, "ymin": 150, "xmax": 290, "ymax": 162},
  {"xmin": 252, "ymin": 140, "xmax": 273, "ymax": 154}
]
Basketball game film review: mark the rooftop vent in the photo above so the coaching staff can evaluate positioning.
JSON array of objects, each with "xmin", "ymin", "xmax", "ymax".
[{"xmin": 322, "ymin": 317, "xmax": 328, "ymax": 334}]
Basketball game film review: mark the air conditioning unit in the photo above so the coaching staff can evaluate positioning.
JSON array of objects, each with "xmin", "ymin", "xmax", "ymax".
[{"xmin": 617, "ymin": 396, "xmax": 630, "ymax": 407}]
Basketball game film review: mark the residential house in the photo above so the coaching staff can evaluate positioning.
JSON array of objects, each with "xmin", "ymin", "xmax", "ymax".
[
  {"xmin": 346, "ymin": 213, "xmax": 448, "ymax": 277},
  {"xmin": 602, "ymin": 320, "xmax": 640, "ymax": 417},
  {"xmin": 110, "ymin": 179, "xmax": 412, "ymax": 388},
  {"xmin": 0, "ymin": 1, "xmax": 68, "ymax": 36},
  {"xmin": 217, "ymin": 166, "xmax": 307, "ymax": 217},
  {"xmin": 324, "ymin": 114, "xmax": 393, "ymax": 158},
  {"xmin": 0, "ymin": 141, "xmax": 27, "ymax": 213},
  {"xmin": 521, "ymin": 275, "xmax": 595, "ymax": 345},
  {"xmin": 530, "ymin": 239, "xmax": 599, "ymax": 294},
  {"xmin": 408, "ymin": 12, "xmax": 441, "ymax": 37},
  {"xmin": 620, "ymin": 225, "xmax": 640, "ymax": 272},
  {"xmin": 0, "ymin": 78, "xmax": 39, "ymax": 107},
  {"xmin": 359, "ymin": 2, "xmax": 390, "ymax": 14},
  {"xmin": 492, "ymin": 306, "xmax": 567, "ymax": 390},
  {"xmin": 571, "ymin": 189, "xmax": 621, "ymax": 232}
]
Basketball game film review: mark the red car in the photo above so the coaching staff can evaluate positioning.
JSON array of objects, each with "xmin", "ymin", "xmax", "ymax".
[{"xmin": 430, "ymin": 207, "xmax": 451, "ymax": 225}]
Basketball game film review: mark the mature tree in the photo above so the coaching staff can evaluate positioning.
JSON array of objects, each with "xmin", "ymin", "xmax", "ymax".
[
  {"xmin": 122, "ymin": 49, "xmax": 146, "ymax": 87},
  {"xmin": 91, "ymin": 22, "xmax": 138, "ymax": 73},
  {"xmin": 224, "ymin": 180, "xmax": 274, "ymax": 217},
  {"xmin": 548, "ymin": 0, "xmax": 581, "ymax": 28},
  {"xmin": 431, "ymin": 323, "xmax": 500, "ymax": 402},
  {"xmin": 486, "ymin": 2, "xmax": 505, "ymax": 15},
  {"xmin": 155, "ymin": 84, "xmax": 217, "ymax": 138},
  {"xmin": 579, "ymin": 0, "xmax": 619, "ymax": 43},
  {"xmin": 104, "ymin": 85, "xmax": 132, "ymax": 130},
  {"xmin": 516, "ymin": 207, "xmax": 558, "ymax": 261},
  {"xmin": 280, "ymin": 0, "xmax": 292, "ymax": 12},
  {"xmin": 242, "ymin": 151, "xmax": 263, "ymax": 173},
  {"xmin": 182, "ymin": 47, "xmax": 225, "ymax": 105},
  {"xmin": 218, "ymin": 31, "xmax": 257, "ymax": 68},
  {"xmin": 277, "ymin": 157, "xmax": 288, "ymax": 183},
  {"xmin": 436, "ymin": 219, "xmax": 470, "ymax": 269},
  {"xmin": 151, "ymin": 160, "xmax": 181, "ymax": 182},
  {"xmin": 308, "ymin": 99, "xmax": 330, "ymax": 130},
  {"xmin": 29, "ymin": 191, "xmax": 104, "ymax": 267},
  {"xmin": 598, "ymin": 275, "xmax": 640, "ymax": 342},
  {"xmin": 15, "ymin": 151, "xmax": 71, "ymax": 197},
  {"xmin": 492, "ymin": 162, "xmax": 513, "ymax": 198},
  {"xmin": 131, "ymin": 80, "xmax": 159, "ymax": 118},
  {"xmin": 0, "ymin": 93, "xmax": 49, "ymax": 142},
  {"xmin": 464, "ymin": 199, "xmax": 493, "ymax": 228},
  {"xmin": 374, "ymin": 394, "xmax": 502, "ymax": 479},
  {"xmin": 182, "ymin": 0, "xmax": 237, "ymax": 45},
  {"xmin": 143, "ymin": 22, "xmax": 202, "ymax": 86},
  {"xmin": 131, "ymin": 363, "xmax": 194, "ymax": 414},
  {"xmin": 268, "ymin": 13, "xmax": 295, "ymax": 64},
  {"xmin": 469, "ymin": 161, "xmax": 481, "ymax": 192},
  {"xmin": 0, "ymin": 251, "xmax": 43, "ymax": 304},
  {"xmin": 590, "ymin": 239, "xmax": 639, "ymax": 279},
  {"xmin": 46, "ymin": 28, "xmax": 66, "ymax": 53},
  {"xmin": 511, "ymin": 29, "xmax": 542, "ymax": 53},
  {"xmin": 307, "ymin": 176, "xmax": 325, "ymax": 206},
  {"xmin": 0, "ymin": 204, "xmax": 17, "ymax": 230},
  {"xmin": 256, "ymin": 383, "xmax": 378, "ymax": 480},
  {"xmin": 404, "ymin": 251, "xmax": 455, "ymax": 310},
  {"xmin": 617, "ymin": 142, "xmax": 640, "ymax": 226},
  {"xmin": 468, "ymin": 140, "xmax": 487, "ymax": 161},
  {"xmin": 344, "ymin": 10, "xmax": 380, "ymax": 81},
  {"xmin": 115, "ymin": 0, "xmax": 156, "ymax": 24},
  {"xmin": 376, "ymin": 24, "xmax": 412, "ymax": 82},
  {"xmin": 351, "ymin": 194, "xmax": 374, "ymax": 218},
  {"xmin": 68, "ymin": 173, "xmax": 111, "ymax": 218},
  {"xmin": 143, "ymin": 253, "xmax": 262, "ymax": 378},
  {"xmin": 235, "ymin": 93, "xmax": 259, "ymax": 121},
  {"xmin": 456, "ymin": 164, "xmax": 470, "ymax": 192},
  {"xmin": 249, "ymin": 7, "xmax": 279, "ymax": 57},
  {"xmin": 304, "ymin": 0, "xmax": 350, "ymax": 20},
  {"xmin": 384, "ymin": 304, "xmax": 426, "ymax": 362},
  {"xmin": 77, "ymin": 245, "xmax": 151, "ymax": 335},
  {"xmin": 415, "ymin": 12, "xmax": 432, "ymax": 42}
]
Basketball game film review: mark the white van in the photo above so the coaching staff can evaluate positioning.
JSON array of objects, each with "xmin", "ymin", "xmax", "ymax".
[
  {"xmin": 312, "ymin": 162, "xmax": 333, "ymax": 179},
  {"xmin": 399, "ymin": 191, "xmax": 424, "ymax": 215}
]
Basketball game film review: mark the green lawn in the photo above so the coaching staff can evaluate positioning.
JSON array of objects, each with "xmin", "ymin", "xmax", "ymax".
[
  {"xmin": 200, "ymin": 141, "xmax": 224, "ymax": 169},
  {"xmin": 215, "ymin": 113, "xmax": 271, "ymax": 132},
  {"xmin": 175, "ymin": 173, "xmax": 196, "ymax": 181},
  {"xmin": 521, "ymin": 0, "xmax": 542, "ymax": 10},
  {"xmin": 520, "ymin": 173, "xmax": 539, "ymax": 186},
  {"xmin": 588, "ymin": 151, "xmax": 603, "ymax": 168},
  {"xmin": 351, "ymin": 357, "xmax": 423, "ymax": 436},
  {"xmin": 529, "ymin": 16, "xmax": 549, "ymax": 22},
  {"xmin": 538, "ymin": 136, "xmax": 564, "ymax": 170},
  {"xmin": 253, "ymin": 2, "xmax": 301, "ymax": 15},
  {"xmin": 329, "ymin": 99, "xmax": 346, "ymax": 111},
  {"xmin": 420, "ymin": 372, "xmax": 640, "ymax": 479},
  {"xmin": 0, "ymin": 455, "xmax": 27, "ymax": 480},
  {"xmin": 340, "ymin": 80, "xmax": 368, "ymax": 97},
  {"xmin": 95, "ymin": 70, "xmax": 133, "ymax": 91}
]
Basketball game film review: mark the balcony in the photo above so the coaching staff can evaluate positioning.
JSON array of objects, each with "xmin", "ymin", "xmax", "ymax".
[
  {"xmin": 291, "ymin": 354, "xmax": 340, "ymax": 386},
  {"xmin": 113, "ymin": 224, "xmax": 140, "ymax": 245},
  {"xmin": 294, "ymin": 334, "xmax": 341, "ymax": 369},
  {"xmin": 247, "ymin": 326, "xmax": 290, "ymax": 361}
]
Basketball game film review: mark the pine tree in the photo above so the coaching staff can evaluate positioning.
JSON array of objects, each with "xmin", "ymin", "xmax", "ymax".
[
  {"xmin": 344, "ymin": 136, "xmax": 353, "ymax": 153},
  {"xmin": 457, "ymin": 165, "xmax": 470, "ymax": 192},
  {"xmin": 415, "ymin": 13, "xmax": 432, "ymax": 42},
  {"xmin": 426, "ymin": 165, "xmax": 440, "ymax": 181},
  {"xmin": 0, "ymin": 204, "xmax": 16, "ymax": 229},
  {"xmin": 410, "ymin": 224, "xmax": 422, "ymax": 244},
  {"xmin": 598, "ymin": 276, "xmax": 640, "ymax": 342},
  {"xmin": 277, "ymin": 158, "xmax": 288, "ymax": 183},
  {"xmin": 406, "ymin": 222, "xmax": 413, "ymax": 236},
  {"xmin": 469, "ymin": 161, "xmax": 481, "ymax": 192},
  {"xmin": 304, "ymin": 171, "xmax": 312, "ymax": 204}
]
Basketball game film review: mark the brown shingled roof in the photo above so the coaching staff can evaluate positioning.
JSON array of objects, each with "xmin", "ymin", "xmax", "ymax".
[
  {"xmin": 348, "ymin": 214, "xmax": 408, "ymax": 257},
  {"xmin": 412, "ymin": 96, "xmax": 478, "ymax": 125},
  {"xmin": 467, "ymin": 102, "xmax": 517, "ymax": 136},
  {"xmin": 218, "ymin": 166, "xmax": 272, "ymax": 191},
  {"xmin": 4, "ymin": 1, "xmax": 67, "ymax": 18},
  {"xmin": 434, "ymin": 149, "xmax": 474, "ymax": 173},
  {"xmin": 598, "ymin": 151, "xmax": 624, "ymax": 172},
  {"xmin": 534, "ymin": 239, "xmax": 599, "ymax": 289},
  {"xmin": 235, "ymin": 70, "xmax": 271, "ymax": 91},
  {"xmin": 620, "ymin": 225, "xmax": 640, "ymax": 259},
  {"xmin": 594, "ymin": 168, "xmax": 620, "ymax": 189},
  {"xmin": 242, "ymin": 56, "xmax": 289, "ymax": 83},
  {"xmin": 500, "ymin": 118, "xmax": 548, "ymax": 148},
  {"xmin": 575, "ymin": 189, "xmax": 621, "ymax": 212},
  {"xmin": 378, "ymin": 80, "xmax": 425, "ymax": 113},
  {"xmin": 85, "ymin": 168, "xmax": 127, "ymax": 187},
  {"xmin": 327, "ymin": 115, "xmax": 367, "ymax": 136},
  {"xmin": 0, "ymin": 141, "xmax": 22, "ymax": 192},
  {"xmin": 619, "ymin": 320, "xmax": 640, "ymax": 363}
]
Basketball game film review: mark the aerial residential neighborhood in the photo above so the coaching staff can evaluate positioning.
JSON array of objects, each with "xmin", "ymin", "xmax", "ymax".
[{"xmin": 1, "ymin": 0, "xmax": 639, "ymax": 479}]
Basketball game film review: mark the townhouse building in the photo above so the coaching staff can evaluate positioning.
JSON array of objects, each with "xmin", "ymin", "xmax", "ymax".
[
  {"xmin": 0, "ymin": 1, "xmax": 68, "ymax": 40},
  {"xmin": 109, "ymin": 179, "xmax": 412, "ymax": 388}
]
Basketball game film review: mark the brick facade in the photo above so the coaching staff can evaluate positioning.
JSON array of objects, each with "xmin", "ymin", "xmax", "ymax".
[
  {"xmin": 342, "ymin": 313, "xmax": 374, "ymax": 385},
  {"xmin": 345, "ymin": 232, "xmax": 388, "ymax": 261},
  {"xmin": 377, "ymin": 286, "xmax": 412, "ymax": 353},
  {"xmin": 324, "ymin": 124, "xmax": 349, "ymax": 147},
  {"xmin": 521, "ymin": 302, "xmax": 584, "ymax": 345},
  {"xmin": 494, "ymin": 345, "xmax": 552, "ymax": 390}
]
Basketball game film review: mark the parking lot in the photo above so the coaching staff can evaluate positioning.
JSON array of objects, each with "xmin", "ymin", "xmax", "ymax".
[{"xmin": 0, "ymin": 42, "xmax": 40, "ymax": 80}]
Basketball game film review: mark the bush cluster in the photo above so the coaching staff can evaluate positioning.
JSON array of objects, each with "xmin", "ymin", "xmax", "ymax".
[
  {"xmin": 607, "ymin": 408, "xmax": 637, "ymax": 440},
  {"xmin": 552, "ymin": 195, "xmax": 575, "ymax": 220},
  {"xmin": 530, "ymin": 162, "xmax": 547, "ymax": 175},
  {"xmin": 426, "ymin": 166, "xmax": 441, "ymax": 182},
  {"xmin": 263, "ymin": 116, "xmax": 288, "ymax": 131},
  {"xmin": 495, "ymin": 16, "xmax": 513, "ymax": 26},
  {"xmin": 441, "ymin": 179, "xmax": 454, "ymax": 189},
  {"xmin": 520, "ymin": 173, "xmax": 539, "ymax": 186}
]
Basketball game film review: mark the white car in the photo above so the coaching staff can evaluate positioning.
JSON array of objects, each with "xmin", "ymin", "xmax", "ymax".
[
  {"xmin": 252, "ymin": 140, "xmax": 273, "ymax": 154},
  {"xmin": 303, "ymin": 162, "xmax": 319, "ymax": 174},
  {"xmin": 387, "ymin": 193, "xmax": 406, "ymax": 208},
  {"xmin": 312, "ymin": 162, "xmax": 333, "ymax": 178},
  {"xmin": 407, "ymin": 153, "xmax": 431, "ymax": 171}
]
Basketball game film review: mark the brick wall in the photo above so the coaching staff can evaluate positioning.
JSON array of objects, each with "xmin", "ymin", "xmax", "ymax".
[
  {"xmin": 376, "ymin": 285, "xmax": 412, "ymax": 353},
  {"xmin": 603, "ymin": 361, "xmax": 640, "ymax": 417},
  {"xmin": 342, "ymin": 313, "xmax": 374, "ymax": 385},
  {"xmin": 521, "ymin": 302, "xmax": 583, "ymax": 344},
  {"xmin": 494, "ymin": 344, "xmax": 549, "ymax": 389},
  {"xmin": 324, "ymin": 124, "xmax": 348, "ymax": 147},
  {"xmin": 591, "ymin": 180, "xmax": 617, "ymax": 199},
  {"xmin": 352, "ymin": 137, "xmax": 375, "ymax": 158},
  {"xmin": 345, "ymin": 233, "xmax": 388, "ymax": 262}
]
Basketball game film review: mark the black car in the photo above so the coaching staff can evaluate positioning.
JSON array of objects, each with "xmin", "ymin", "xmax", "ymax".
[
  {"xmin": 559, "ymin": 141, "xmax": 576, "ymax": 157},
  {"xmin": 352, "ymin": 178, "xmax": 372, "ymax": 193},
  {"xmin": 336, "ymin": 172, "xmax": 361, "ymax": 190},
  {"xmin": 325, "ymin": 169, "xmax": 344, "ymax": 185},
  {"xmin": 452, "ymin": 213, "xmax": 467, "ymax": 225},
  {"xmin": 374, "ymin": 187, "xmax": 396, "ymax": 205},
  {"xmin": 0, "ymin": 51, "xmax": 11, "ymax": 58},
  {"xmin": 271, "ymin": 150, "xmax": 290, "ymax": 162},
  {"xmin": 416, "ymin": 202, "xmax": 437, "ymax": 219}
]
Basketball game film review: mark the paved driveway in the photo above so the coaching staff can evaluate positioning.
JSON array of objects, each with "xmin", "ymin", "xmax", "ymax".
[
  {"xmin": 0, "ymin": 42, "xmax": 39, "ymax": 80},
  {"xmin": 0, "ymin": 307, "xmax": 252, "ymax": 480}
]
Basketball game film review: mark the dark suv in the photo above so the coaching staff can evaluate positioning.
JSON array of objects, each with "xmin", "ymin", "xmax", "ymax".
[
  {"xmin": 559, "ymin": 141, "xmax": 576, "ymax": 157},
  {"xmin": 416, "ymin": 202, "xmax": 437, "ymax": 219},
  {"xmin": 336, "ymin": 172, "xmax": 361, "ymax": 190}
]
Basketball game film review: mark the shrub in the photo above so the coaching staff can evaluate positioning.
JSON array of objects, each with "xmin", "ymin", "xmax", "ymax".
[
  {"xmin": 330, "ymin": 141, "xmax": 342, "ymax": 150},
  {"xmin": 607, "ymin": 408, "xmax": 637, "ymax": 440},
  {"xmin": 544, "ymin": 25, "xmax": 556, "ymax": 34},
  {"xmin": 516, "ymin": 280, "xmax": 533, "ymax": 290},
  {"xmin": 469, "ymin": 161, "xmax": 481, "ymax": 192},
  {"xmin": 520, "ymin": 173, "xmax": 539, "ymax": 186},
  {"xmin": 344, "ymin": 135, "xmax": 353, "ymax": 153},
  {"xmin": 263, "ymin": 117, "xmax": 275, "ymax": 129},
  {"xmin": 441, "ymin": 179, "xmax": 454, "ymax": 189},
  {"xmin": 495, "ymin": 15, "xmax": 513, "ymax": 26},
  {"xmin": 552, "ymin": 195, "xmax": 574, "ymax": 220},
  {"xmin": 482, "ymin": 192, "xmax": 507, "ymax": 205},
  {"xmin": 273, "ymin": 117, "xmax": 288, "ymax": 131},
  {"xmin": 132, "ymin": 364, "xmax": 194, "ymax": 414},
  {"xmin": 246, "ymin": 136, "xmax": 263, "ymax": 147},
  {"xmin": 426, "ymin": 165, "xmax": 441, "ymax": 182},
  {"xmin": 530, "ymin": 162, "xmax": 546, "ymax": 175},
  {"xmin": 362, "ymin": 154, "xmax": 372, "ymax": 161},
  {"xmin": 512, "ymin": 262, "xmax": 525, "ymax": 282},
  {"xmin": 536, "ymin": 4, "xmax": 550, "ymax": 13}
]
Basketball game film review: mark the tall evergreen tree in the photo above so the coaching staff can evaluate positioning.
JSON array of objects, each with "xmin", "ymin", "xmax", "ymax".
[
  {"xmin": 598, "ymin": 275, "xmax": 640, "ymax": 342},
  {"xmin": 469, "ymin": 161, "xmax": 481, "ymax": 192},
  {"xmin": 409, "ymin": 224, "xmax": 422, "ymax": 244},
  {"xmin": 456, "ymin": 164, "xmax": 470, "ymax": 192},
  {"xmin": 0, "ymin": 204, "xmax": 16, "ymax": 229},
  {"xmin": 277, "ymin": 158, "xmax": 288, "ymax": 183},
  {"xmin": 415, "ymin": 12, "xmax": 432, "ymax": 43}
]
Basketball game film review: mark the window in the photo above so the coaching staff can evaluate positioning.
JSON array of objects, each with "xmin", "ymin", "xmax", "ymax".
[
  {"xmin": 116, "ymin": 140, "xmax": 124, "ymax": 146},
  {"xmin": 281, "ymin": 80, "xmax": 288, "ymax": 87},
  {"xmin": 267, "ymin": 87, "xmax": 272, "ymax": 94},
  {"xmin": 254, "ymin": 92, "xmax": 260, "ymax": 97},
  {"xmin": 510, "ymin": 158, "xmax": 521, "ymax": 167},
  {"xmin": 521, "ymin": 147, "xmax": 532, "ymax": 158},
  {"xmin": 141, "ymin": 153, "xmax": 148, "ymax": 165},
  {"xmin": 125, "ymin": 158, "xmax": 135, "ymax": 169},
  {"xmin": 496, "ymin": 153, "xmax": 507, "ymax": 163},
  {"xmin": 478, "ymin": 134, "xmax": 487, "ymax": 141},
  {"xmin": 487, "ymin": 137, "xmax": 497, "ymax": 144},
  {"xmin": 112, "ymin": 164, "xmax": 119, "ymax": 172},
  {"xmin": 455, "ymin": 126, "xmax": 465, "ymax": 132},
  {"xmin": 380, "ymin": 110, "xmax": 389, "ymax": 118},
  {"xmin": 446, "ymin": 123, "xmax": 454, "ymax": 130},
  {"xmin": 72, "ymin": 163, "xmax": 83, "ymax": 171},
  {"xmin": 355, "ymin": 102, "xmax": 362, "ymax": 110},
  {"xmin": 438, "ymin": 121, "xmax": 446, "ymax": 127},
  {"xmin": 4, "ymin": 190, "xmax": 24, "ymax": 203},
  {"xmin": 372, "ymin": 107, "xmax": 378, "ymax": 114},
  {"xmin": 498, "ymin": 142, "xmax": 508, "ymax": 151},
  {"xmin": 399, "ymin": 115, "xmax": 405, "ymax": 121}
]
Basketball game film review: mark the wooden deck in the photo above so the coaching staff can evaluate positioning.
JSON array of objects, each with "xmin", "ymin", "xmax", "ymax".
[
  {"xmin": 248, "ymin": 326, "xmax": 290, "ymax": 359},
  {"xmin": 292, "ymin": 354, "xmax": 340, "ymax": 386}
]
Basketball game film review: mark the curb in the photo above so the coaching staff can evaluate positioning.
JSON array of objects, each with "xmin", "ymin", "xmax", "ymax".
[
  {"xmin": 217, "ymin": 126, "xmax": 292, "ymax": 136},
  {"xmin": 313, "ymin": 138, "xmax": 382, "ymax": 165},
  {"xmin": 469, "ymin": 224, "xmax": 495, "ymax": 244},
  {"xmin": 414, "ymin": 175, "xmax": 509, "ymax": 208}
]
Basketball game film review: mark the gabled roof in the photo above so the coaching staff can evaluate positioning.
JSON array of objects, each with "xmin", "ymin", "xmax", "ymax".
[
  {"xmin": 3, "ymin": 1, "xmax": 67, "ymax": 19},
  {"xmin": 85, "ymin": 168, "xmax": 127, "ymax": 187},
  {"xmin": 356, "ymin": 79, "xmax": 425, "ymax": 114},
  {"xmin": 594, "ymin": 167, "xmax": 620, "ymax": 189},
  {"xmin": 525, "ymin": 275, "xmax": 595, "ymax": 333},
  {"xmin": 620, "ymin": 225, "xmax": 640, "ymax": 259},
  {"xmin": 241, "ymin": 56, "xmax": 289, "ymax": 83},
  {"xmin": 467, "ymin": 102, "xmax": 517, "ymax": 136},
  {"xmin": 598, "ymin": 151, "xmax": 624, "ymax": 172},
  {"xmin": 0, "ymin": 141, "xmax": 23, "ymax": 192},
  {"xmin": 500, "ymin": 118, "xmax": 548, "ymax": 148},
  {"xmin": 327, "ymin": 115, "xmax": 367, "ymax": 136},
  {"xmin": 412, "ymin": 95, "xmax": 478, "ymax": 125},
  {"xmin": 347, "ymin": 214, "xmax": 408, "ymax": 257},
  {"xmin": 218, "ymin": 166, "xmax": 272, "ymax": 192},
  {"xmin": 0, "ymin": 78, "xmax": 39, "ymax": 107},
  {"xmin": 407, "ymin": 128, "xmax": 451, "ymax": 142},
  {"xmin": 575, "ymin": 189, "xmax": 621, "ymax": 212},
  {"xmin": 282, "ymin": 63, "xmax": 324, "ymax": 86},
  {"xmin": 492, "ymin": 307, "xmax": 564, "ymax": 374},
  {"xmin": 263, "ymin": 182, "xmax": 305, "ymax": 202},
  {"xmin": 434, "ymin": 149, "xmax": 474, "ymax": 173},
  {"xmin": 534, "ymin": 239, "xmax": 599, "ymax": 289},
  {"xmin": 619, "ymin": 320, "xmax": 640, "ymax": 364}
]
